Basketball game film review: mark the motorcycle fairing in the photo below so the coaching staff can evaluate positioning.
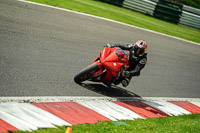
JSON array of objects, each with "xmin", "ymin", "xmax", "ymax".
[{"xmin": 91, "ymin": 47, "xmax": 129, "ymax": 82}]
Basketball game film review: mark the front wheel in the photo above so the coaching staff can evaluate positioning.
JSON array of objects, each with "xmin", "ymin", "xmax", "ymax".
[{"xmin": 74, "ymin": 64, "xmax": 99, "ymax": 83}]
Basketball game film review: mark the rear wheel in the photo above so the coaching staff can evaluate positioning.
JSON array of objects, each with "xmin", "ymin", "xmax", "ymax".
[{"xmin": 74, "ymin": 64, "xmax": 99, "ymax": 83}]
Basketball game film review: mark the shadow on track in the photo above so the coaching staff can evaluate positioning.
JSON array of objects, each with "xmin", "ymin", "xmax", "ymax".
[{"xmin": 78, "ymin": 82, "xmax": 142, "ymax": 98}]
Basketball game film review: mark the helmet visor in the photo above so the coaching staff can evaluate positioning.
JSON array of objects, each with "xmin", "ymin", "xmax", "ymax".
[{"xmin": 135, "ymin": 47, "xmax": 144, "ymax": 56}]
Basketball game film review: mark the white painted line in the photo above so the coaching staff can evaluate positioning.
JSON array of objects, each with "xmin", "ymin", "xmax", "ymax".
[
  {"xmin": 0, "ymin": 96, "xmax": 200, "ymax": 103},
  {"xmin": 17, "ymin": 0, "xmax": 200, "ymax": 46},
  {"xmin": 143, "ymin": 101, "xmax": 191, "ymax": 116},
  {"xmin": 0, "ymin": 96, "xmax": 142, "ymax": 103},
  {"xmin": 77, "ymin": 100, "xmax": 143, "ymax": 121},
  {"xmin": 142, "ymin": 97, "xmax": 200, "ymax": 102}
]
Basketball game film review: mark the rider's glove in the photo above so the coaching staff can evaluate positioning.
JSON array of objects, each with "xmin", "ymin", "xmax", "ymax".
[
  {"xmin": 105, "ymin": 44, "xmax": 111, "ymax": 47},
  {"xmin": 121, "ymin": 71, "xmax": 130, "ymax": 77}
]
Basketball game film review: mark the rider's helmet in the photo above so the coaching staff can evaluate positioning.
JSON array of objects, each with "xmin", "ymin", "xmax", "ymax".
[{"xmin": 132, "ymin": 40, "xmax": 147, "ymax": 57}]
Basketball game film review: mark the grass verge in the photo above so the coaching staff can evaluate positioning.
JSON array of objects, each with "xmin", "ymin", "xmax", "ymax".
[
  {"xmin": 27, "ymin": 0, "xmax": 200, "ymax": 43},
  {"xmin": 15, "ymin": 114, "xmax": 200, "ymax": 133}
]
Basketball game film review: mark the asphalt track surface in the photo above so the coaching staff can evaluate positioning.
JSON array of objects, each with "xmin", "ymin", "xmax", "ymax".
[{"xmin": 0, "ymin": 0, "xmax": 200, "ymax": 98}]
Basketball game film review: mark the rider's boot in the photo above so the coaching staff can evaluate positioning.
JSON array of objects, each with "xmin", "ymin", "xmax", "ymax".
[{"xmin": 121, "ymin": 78, "xmax": 130, "ymax": 87}]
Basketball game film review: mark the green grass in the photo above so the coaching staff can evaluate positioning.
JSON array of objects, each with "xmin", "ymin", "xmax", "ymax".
[
  {"xmin": 173, "ymin": 0, "xmax": 200, "ymax": 9},
  {"xmin": 15, "ymin": 114, "xmax": 200, "ymax": 133},
  {"xmin": 27, "ymin": 0, "xmax": 200, "ymax": 43}
]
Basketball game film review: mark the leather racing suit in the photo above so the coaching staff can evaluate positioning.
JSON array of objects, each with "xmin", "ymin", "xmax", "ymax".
[{"xmin": 111, "ymin": 43, "xmax": 147, "ymax": 86}]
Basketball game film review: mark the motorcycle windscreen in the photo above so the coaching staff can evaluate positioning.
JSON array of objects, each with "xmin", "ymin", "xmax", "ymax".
[
  {"xmin": 100, "ymin": 47, "xmax": 112, "ymax": 61},
  {"xmin": 102, "ymin": 48, "xmax": 126, "ymax": 62},
  {"xmin": 102, "ymin": 52, "xmax": 119, "ymax": 62}
]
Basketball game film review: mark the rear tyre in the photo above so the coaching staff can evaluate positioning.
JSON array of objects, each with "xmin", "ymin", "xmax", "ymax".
[{"xmin": 74, "ymin": 64, "xmax": 99, "ymax": 83}]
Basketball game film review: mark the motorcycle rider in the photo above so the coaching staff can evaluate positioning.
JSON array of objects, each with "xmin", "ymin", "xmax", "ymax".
[{"xmin": 106, "ymin": 40, "xmax": 147, "ymax": 87}]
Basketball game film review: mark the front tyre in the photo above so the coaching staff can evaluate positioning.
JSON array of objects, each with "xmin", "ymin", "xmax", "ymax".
[{"xmin": 74, "ymin": 64, "xmax": 99, "ymax": 83}]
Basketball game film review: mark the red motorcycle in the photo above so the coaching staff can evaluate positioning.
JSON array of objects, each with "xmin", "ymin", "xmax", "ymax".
[{"xmin": 74, "ymin": 47, "xmax": 130, "ymax": 85}]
